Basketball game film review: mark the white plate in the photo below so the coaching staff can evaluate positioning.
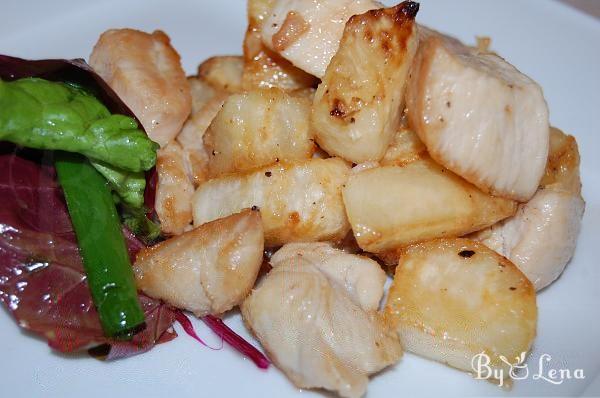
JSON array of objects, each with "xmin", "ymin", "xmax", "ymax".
[{"xmin": 2, "ymin": 0, "xmax": 599, "ymax": 396}]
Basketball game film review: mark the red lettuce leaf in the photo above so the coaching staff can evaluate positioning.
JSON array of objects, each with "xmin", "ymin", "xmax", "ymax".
[
  {"xmin": 0, "ymin": 54, "xmax": 176, "ymax": 359},
  {"xmin": 0, "ymin": 148, "xmax": 177, "ymax": 359}
]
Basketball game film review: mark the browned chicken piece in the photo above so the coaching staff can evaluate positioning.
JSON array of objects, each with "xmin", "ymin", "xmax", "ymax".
[
  {"xmin": 261, "ymin": 0, "xmax": 382, "ymax": 78},
  {"xmin": 197, "ymin": 55, "xmax": 244, "ymax": 93},
  {"xmin": 134, "ymin": 209, "xmax": 264, "ymax": 316},
  {"xmin": 312, "ymin": 2, "xmax": 419, "ymax": 163},
  {"xmin": 406, "ymin": 27, "xmax": 550, "ymax": 201},
  {"xmin": 188, "ymin": 75, "xmax": 220, "ymax": 113},
  {"xmin": 204, "ymin": 88, "xmax": 315, "ymax": 177},
  {"xmin": 385, "ymin": 238, "xmax": 537, "ymax": 383},
  {"xmin": 176, "ymin": 77, "xmax": 228, "ymax": 187},
  {"xmin": 242, "ymin": 243, "xmax": 401, "ymax": 398},
  {"xmin": 155, "ymin": 141, "xmax": 195, "ymax": 235},
  {"xmin": 471, "ymin": 127, "xmax": 584, "ymax": 290},
  {"xmin": 242, "ymin": 0, "xmax": 318, "ymax": 90},
  {"xmin": 342, "ymin": 158, "xmax": 516, "ymax": 253},
  {"xmin": 90, "ymin": 29, "xmax": 191, "ymax": 147},
  {"xmin": 271, "ymin": 242, "xmax": 387, "ymax": 310},
  {"xmin": 193, "ymin": 158, "xmax": 351, "ymax": 246}
]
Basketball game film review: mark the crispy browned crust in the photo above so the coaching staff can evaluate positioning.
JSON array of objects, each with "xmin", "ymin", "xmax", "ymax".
[
  {"xmin": 323, "ymin": 2, "xmax": 418, "ymax": 125},
  {"xmin": 540, "ymin": 127, "xmax": 582, "ymax": 193}
]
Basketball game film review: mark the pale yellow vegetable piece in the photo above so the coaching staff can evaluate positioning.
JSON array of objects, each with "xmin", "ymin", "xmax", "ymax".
[
  {"xmin": 540, "ymin": 127, "xmax": 582, "ymax": 194},
  {"xmin": 380, "ymin": 128, "xmax": 428, "ymax": 167},
  {"xmin": 406, "ymin": 27, "xmax": 549, "ymax": 201},
  {"xmin": 471, "ymin": 127, "xmax": 584, "ymax": 291},
  {"xmin": 134, "ymin": 209, "xmax": 264, "ymax": 317},
  {"xmin": 385, "ymin": 238, "xmax": 537, "ymax": 381},
  {"xmin": 193, "ymin": 158, "xmax": 351, "ymax": 246},
  {"xmin": 342, "ymin": 159, "xmax": 516, "ymax": 253},
  {"xmin": 90, "ymin": 29, "xmax": 191, "ymax": 147},
  {"xmin": 242, "ymin": 242, "xmax": 401, "ymax": 398},
  {"xmin": 204, "ymin": 88, "xmax": 315, "ymax": 177},
  {"xmin": 155, "ymin": 141, "xmax": 194, "ymax": 235},
  {"xmin": 197, "ymin": 55, "xmax": 244, "ymax": 93},
  {"xmin": 312, "ymin": 2, "xmax": 419, "ymax": 163}
]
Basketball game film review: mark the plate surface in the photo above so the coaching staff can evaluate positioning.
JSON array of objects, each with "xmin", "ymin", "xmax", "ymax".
[{"xmin": 1, "ymin": 0, "xmax": 599, "ymax": 396}]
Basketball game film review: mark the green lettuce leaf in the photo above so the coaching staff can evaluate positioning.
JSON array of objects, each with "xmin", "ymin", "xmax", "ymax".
[
  {"xmin": 90, "ymin": 160, "xmax": 146, "ymax": 208},
  {"xmin": 0, "ymin": 78, "xmax": 158, "ymax": 172},
  {"xmin": 120, "ymin": 204, "xmax": 161, "ymax": 245}
]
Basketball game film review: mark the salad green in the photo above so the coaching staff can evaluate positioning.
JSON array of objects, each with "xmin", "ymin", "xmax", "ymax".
[
  {"xmin": 0, "ymin": 78, "xmax": 158, "ymax": 171},
  {"xmin": 0, "ymin": 76, "xmax": 160, "ymax": 337},
  {"xmin": 55, "ymin": 152, "xmax": 145, "ymax": 337},
  {"xmin": 91, "ymin": 160, "xmax": 147, "ymax": 208}
]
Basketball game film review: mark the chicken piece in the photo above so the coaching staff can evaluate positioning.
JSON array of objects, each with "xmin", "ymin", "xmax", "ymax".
[
  {"xmin": 242, "ymin": 0, "xmax": 318, "ymax": 90},
  {"xmin": 177, "ymin": 130, "xmax": 210, "ymax": 187},
  {"xmin": 261, "ymin": 0, "xmax": 381, "ymax": 78},
  {"xmin": 473, "ymin": 190, "xmax": 584, "ymax": 291},
  {"xmin": 471, "ymin": 128, "xmax": 584, "ymax": 290},
  {"xmin": 342, "ymin": 158, "xmax": 516, "ymax": 253},
  {"xmin": 385, "ymin": 238, "xmax": 537, "ymax": 381},
  {"xmin": 90, "ymin": 29, "xmax": 191, "ymax": 147},
  {"xmin": 204, "ymin": 88, "xmax": 315, "ymax": 177},
  {"xmin": 242, "ymin": 243, "xmax": 401, "ymax": 398},
  {"xmin": 193, "ymin": 158, "xmax": 351, "ymax": 246},
  {"xmin": 197, "ymin": 55, "xmax": 244, "ymax": 93},
  {"xmin": 134, "ymin": 209, "xmax": 264, "ymax": 316},
  {"xmin": 312, "ymin": 2, "xmax": 419, "ymax": 163},
  {"xmin": 188, "ymin": 75, "xmax": 219, "ymax": 113},
  {"xmin": 176, "ymin": 77, "xmax": 229, "ymax": 186},
  {"xmin": 155, "ymin": 141, "xmax": 195, "ymax": 235},
  {"xmin": 380, "ymin": 128, "xmax": 428, "ymax": 167},
  {"xmin": 271, "ymin": 242, "xmax": 386, "ymax": 310},
  {"xmin": 406, "ymin": 27, "xmax": 550, "ymax": 201}
]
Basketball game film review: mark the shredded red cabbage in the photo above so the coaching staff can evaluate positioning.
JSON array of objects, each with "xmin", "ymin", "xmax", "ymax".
[
  {"xmin": 175, "ymin": 311, "xmax": 270, "ymax": 369},
  {"xmin": 202, "ymin": 315, "xmax": 271, "ymax": 370},
  {"xmin": 174, "ymin": 310, "xmax": 223, "ymax": 351}
]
